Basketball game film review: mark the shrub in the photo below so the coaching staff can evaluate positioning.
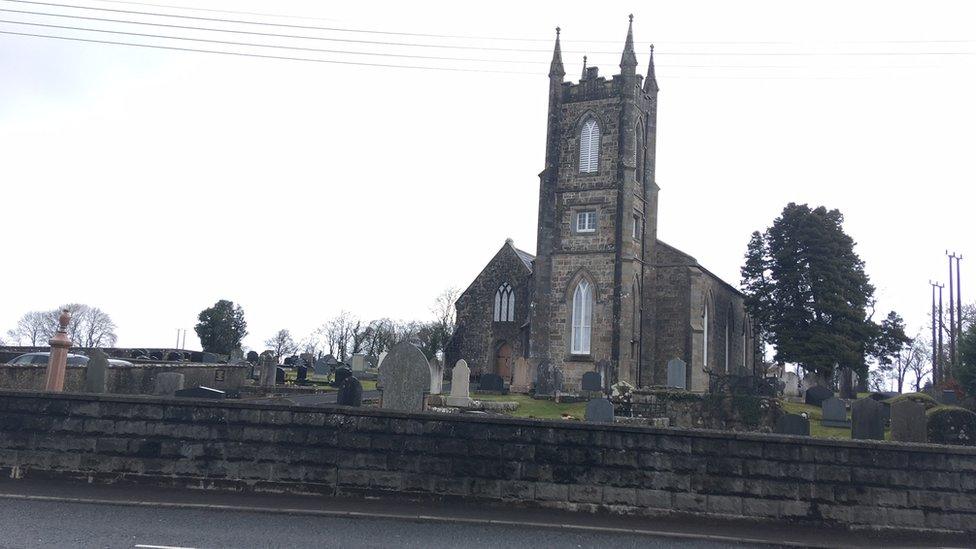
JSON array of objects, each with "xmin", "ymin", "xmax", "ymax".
[
  {"xmin": 885, "ymin": 392, "xmax": 939, "ymax": 410},
  {"xmin": 926, "ymin": 406, "xmax": 976, "ymax": 446}
]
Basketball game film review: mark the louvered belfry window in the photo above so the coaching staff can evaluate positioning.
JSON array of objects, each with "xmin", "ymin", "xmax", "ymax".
[
  {"xmin": 579, "ymin": 119, "xmax": 600, "ymax": 173},
  {"xmin": 494, "ymin": 283, "xmax": 515, "ymax": 322}
]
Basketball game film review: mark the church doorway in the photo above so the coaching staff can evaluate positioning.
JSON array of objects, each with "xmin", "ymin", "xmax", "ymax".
[{"xmin": 495, "ymin": 342, "xmax": 513, "ymax": 381}]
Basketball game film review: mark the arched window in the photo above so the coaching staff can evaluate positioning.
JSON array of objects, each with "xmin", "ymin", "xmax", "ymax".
[
  {"xmin": 579, "ymin": 119, "xmax": 600, "ymax": 173},
  {"xmin": 493, "ymin": 283, "xmax": 515, "ymax": 322},
  {"xmin": 635, "ymin": 121, "xmax": 646, "ymax": 184},
  {"xmin": 725, "ymin": 306, "xmax": 734, "ymax": 373},
  {"xmin": 571, "ymin": 280, "xmax": 593, "ymax": 354},
  {"xmin": 702, "ymin": 305, "xmax": 709, "ymax": 369}
]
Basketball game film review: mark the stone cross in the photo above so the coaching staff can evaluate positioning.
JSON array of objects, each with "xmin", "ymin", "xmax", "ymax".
[
  {"xmin": 447, "ymin": 359, "xmax": 474, "ymax": 407},
  {"xmin": 890, "ymin": 399, "xmax": 926, "ymax": 443},
  {"xmin": 84, "ymin": 348, "xmax": 109, "ymax": 393},
  {"xmin": 43, "ymin": 309, "xmax": 72, "ymax": 392},
  {"xmin": 851, "ymin": 397, "xmax": 885, "ymax": 440},
  {"xmin": 378, "ymin": 341, "xmax": 431, "ymax": 412}
]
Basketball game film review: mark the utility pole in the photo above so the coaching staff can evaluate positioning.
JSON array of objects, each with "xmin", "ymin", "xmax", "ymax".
[
  {"xmin": 181, "ymin": 329, "xmax": 187, "ymax": 350},
  {"xmin": 957, "ymin": 256, "xmax": 964, "ymax": 350},
  {"xmin": 175, "ymin": 329, "xmax": 181, "ymax": 349},
  {"xmin": 938, "ymin": 283, "xmax": 944, "ymax": 385},
  {"xmin": 948, "ymin": 251, "xmax": 957, "ymax": 369}
]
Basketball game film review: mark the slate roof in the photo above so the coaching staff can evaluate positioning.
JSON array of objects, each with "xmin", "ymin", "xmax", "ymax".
[{"xmin": 513, "ymin": 247, "xmax": 535, "ymax": 272}]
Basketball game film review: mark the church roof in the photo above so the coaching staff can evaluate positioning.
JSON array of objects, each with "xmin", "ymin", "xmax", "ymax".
[{"xmin": 512, "ymin": 247, "xmax": 535, "ymax": 272}]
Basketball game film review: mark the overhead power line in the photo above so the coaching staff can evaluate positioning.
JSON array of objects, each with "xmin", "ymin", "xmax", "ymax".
[{"xmin": 2, "ymin": 0, "xmax": 976, "ymax": 55}]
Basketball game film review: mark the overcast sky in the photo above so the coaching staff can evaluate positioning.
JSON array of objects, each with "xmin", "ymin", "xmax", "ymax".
[{"xmin": 1, "ymin": 0, "xmax": 973, "ymax": 352}]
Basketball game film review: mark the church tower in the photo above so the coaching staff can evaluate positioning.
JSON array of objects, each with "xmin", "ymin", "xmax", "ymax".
[{"xmin": 530, "ymin": 16, "xmax": 660, "ymax": 388}]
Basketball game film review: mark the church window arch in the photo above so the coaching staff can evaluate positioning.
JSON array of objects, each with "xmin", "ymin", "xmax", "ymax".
[
  {"xmin": 635, "ymin": 120, "xmax": 646, "ymax": 184},
  {"xmin": 579, "ymin": 118, "xmax": 600, "ymax": 173},
  {"xmin": 702, "ymin": 293, "xmax": 712, "ymax": 370},
  {"xmin": 571, "ymin": 279, "xmax": 593, "ymax": 355},
  {"xmin": 493, "ymin": 283, "xmax": 515, "ymax": 322}
]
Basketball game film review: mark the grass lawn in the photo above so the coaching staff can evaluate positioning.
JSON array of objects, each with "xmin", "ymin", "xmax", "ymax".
[
  {"xmin": 781, "ymin": 400, "xmax": 890, "ymax": 440},
  {"xmin": 472, "ymin": 393, "xmax": 587, "ymax": 421}
]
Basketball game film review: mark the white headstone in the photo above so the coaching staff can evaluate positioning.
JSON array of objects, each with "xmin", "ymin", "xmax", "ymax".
[
  {"xmin": 429, "ymin": 358, "xmax": 444, "ymax": 395},
  {"xmin": 378, "ymin": 352, "xmax": 388, "ymax": 369},
  {"xmin": 447, "ymin": 359, "xmax": 474, "ymax": 407},
  {"xmin": 781, "ymin": 371, "xmax": 800, "ymax": 397},
  {"xmin": 351, "ymin": 354, "xmax": 367, "ymax": 372}
]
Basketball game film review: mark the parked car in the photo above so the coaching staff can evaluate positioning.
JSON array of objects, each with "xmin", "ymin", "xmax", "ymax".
[
  {"xmin": 10, "ymin": 352, "xmax": 89, "ymax": 365},
  {"xmin": 9, "ymin": 353, "xmax": 132, "ymax": 366}
]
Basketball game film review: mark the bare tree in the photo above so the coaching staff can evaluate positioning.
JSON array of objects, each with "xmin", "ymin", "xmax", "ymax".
[
  {"xmin": 889, "ymin": 335, "xmax": 927, "ymax": 393},
  {"xmin": 264, "ymin": 329, "xmax": 298, "ymax": 363},
  {"xmin": 908, "ymin": 339, "xmax": 933, "ymax": 392},
  {"xmin": 320, "ymin": 311, "xmax": 363, "ymax": 362},
  {"xmin": 7, "ymin": 310, "xmax": 50, "ymax": 345},
  {"xmin": 74, "ymin": 306, "xmax": 119, "ymax": 348},
  {"xmin": 431, "ymin": 286, "xmax": 460, "ymax": 332}
]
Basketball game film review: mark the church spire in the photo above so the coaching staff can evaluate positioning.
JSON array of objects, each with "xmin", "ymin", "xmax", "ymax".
[
  {"xmin": 643, "ymin": 44, "xmax": 658, "ymax": 92},
  {"xmin": 620, "ymin": 14, "xmax": 638, "ymax": 71},
  {"xmin": 549, "ymin": 27, "xmax": 565, "ymax": 78}
]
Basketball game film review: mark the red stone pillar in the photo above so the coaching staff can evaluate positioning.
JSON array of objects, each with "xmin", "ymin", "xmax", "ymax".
[{"xmin": 43, "ymin": 310, "xmax": 72, "ymax": 392}]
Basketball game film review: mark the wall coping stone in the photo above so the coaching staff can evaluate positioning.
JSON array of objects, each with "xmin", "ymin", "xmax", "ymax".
[{"xmin": 2, "ymin": 388, "xmax": 974, "ymax": 456}]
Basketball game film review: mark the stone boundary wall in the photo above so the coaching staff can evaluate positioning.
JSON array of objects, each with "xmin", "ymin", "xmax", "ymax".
[
  {"xmin": 0, "ymin": 364, "xmax": 247, "ymax": 395},
  {"xmin": 0, "ymin": 390, "xmax": 973, "ymax": 534}
]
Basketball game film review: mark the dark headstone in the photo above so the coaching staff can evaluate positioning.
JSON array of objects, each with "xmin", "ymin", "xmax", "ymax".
[
  {"xmin": 480, "ymin": 373, "xmax": 505, "ymax": 392},
  {"xmin": 851, "ymin": 398, "xmax": 885, "ymax": 440},
  {"xmin": 333, "ymin": 365, "xmax": 353, "ymax": 386},
  {"xmin": 821, "ymin": 397, "xmax": 850, "ymax": 428},
  {"xmin": 666, "ymin": 358, "xmax": 687, "ymax": 389},
  {"xmin": 774, "ymin": 413, "xmax": 810, "ymax": 436},
  {"xmin": 941, "ymin": 390, "xmax": 958, "ymax": 405},
  {"xmin": 337, "ymin": 376, "xmax": 363, "ymax": 407},
  {"xmin": 173, "ymin": 386, "xmax": 226, "ymax": 399},
  {"xmin": 84, "ymin": 349, "xmax": 109, "ymax": 393},
  {"xmin": 295, "ymin": 364, "xmax": 308, "ymax": 383},
  {"xmin": 584, "ymin": 398, "xmax": 614, "ymax": 423},
  {"xmin": 275, "ymin": 367, "xmax": 286, "ymax": 384},
  {"xmin": 805, "ymin": 385, "xmax": 833, "ymax": 407},
  {"xmin": 890, "ymin": 399, "xmax": 926, "ymax": 443},
  {"xmin": 581, "ymin": 371, "xmax": 602, "ymax": 392},
  {"xmin": 246, "ymin": 351, "xmax": 260, "ymax": 363}
]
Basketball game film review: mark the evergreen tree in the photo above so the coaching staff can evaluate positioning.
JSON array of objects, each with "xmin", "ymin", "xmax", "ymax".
[
  {"xmin": 740, "ymin": 230, "xmax": 772, "ymax": 364},
  {"xmin": 871, "ymin": 311, "xmax": 912, "ymax": 389},
  {"xmin": 195, "ymin": 300, "xmax": 248, "ymax": 355},
  {"xmin": 741, "ymin": 203, "xmax": 876, "ymax": 381},
  {"xmin": 958, "ymin": 324, "xmax": 976, "ymax": 398}
]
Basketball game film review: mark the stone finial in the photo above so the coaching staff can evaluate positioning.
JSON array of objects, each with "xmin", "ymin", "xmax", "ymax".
[
  {"xmin": 505, "ymin": 238, "xmax": 514, "ymax": 245},
  {"xmin": 57, "ymin": 309, "xmax": 70, "ymax": 332},
  {"xmin": 644, "ymin": 43, "xmax": 659, "ymax": 93}
]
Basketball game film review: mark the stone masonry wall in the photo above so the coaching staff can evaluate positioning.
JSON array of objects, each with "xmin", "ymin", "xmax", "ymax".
[
  {"xmin": 0, "ymin": 390, "xmax": 973, "ymax": 534},
  {"xmin": 0, "ymin": 364, "xmax": 247, "ymax": 395}
]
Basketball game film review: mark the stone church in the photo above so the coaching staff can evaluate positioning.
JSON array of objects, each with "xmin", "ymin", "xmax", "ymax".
[{"xmin": 446, "ymin": 18, "xmax": 754, "ymax": 392}]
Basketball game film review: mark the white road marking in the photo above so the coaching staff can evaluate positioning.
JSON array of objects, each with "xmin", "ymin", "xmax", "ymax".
[{"xmin": 134, "ymin": 544, "xmax": 197, "ymax": 549}]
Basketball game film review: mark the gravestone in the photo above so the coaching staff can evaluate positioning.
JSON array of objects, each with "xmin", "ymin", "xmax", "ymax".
[
  {"xmin": 260, "ymin": 354, "xmax": 277, "ymax": 388},
  {"xmin": 174, "ymin": 386, "xmax": 225, "ymax": 399},
  {"xmin": 377, "ymin": 352, "xmax": 388, "ymax": 369},
  {"xmin": 821, "ymin": 397, "xmax": 850, "ymax": 428},
  {"xmin": 153, "ymin": 372, "xmax": 185, "ymax": 396},
  {"xmin": 350, "ymin": 354, "xmax": 367, "ymax": 372},
  {"xmin": 275, "ymin": 367, "xmax": 286, "ymax": 385},
  {"xmin": 246, "ymin": 351, "xmax": 259, "ymax": 363},
  {"xmin": 84, "ymin": 349, "xmax": 109, "ymax": 393},
  {"xmin": 851, "ymin": 398, "xmax": 885, "ymax": 440},
  {"xmin": 378, "ymin": 341, "xmax": 430, "ymax": 412},
  {"xmin": 534, "ymin": 361, "xmax": 564, "ymax": 397},
  {"xmin": 510, "ymin": 357, "xmax": 533, "ymax": 393},
  {"xmin": 805, "ymin": 385, "xmax": 833, "ymax": 407},
  {"xmin": 941, "ymin": 390, "xmax": 958, "ymax": 405},
  {"xmin": 774, "ymin": 413, "xmax": 810, "ymax": 436},
  {"xmin": 312, "ymin": 357, "xmax": 331, "ymax": 376},
  {"xmin": 890, "ymin": 399, "xmax": 926, "ymax": 443},
  {"xmin": 595, "ymin": 360, "xmax": 611, "ymax": 391},
  {"xmin": 295, "ymin": 364, "xmax": 308, "ymax": 384},
  {"xmin": 781, "ymin": 372, "xmax": 800, "ymax": 397},
  {"xmin": 581, "ymin": 371, "xmax": 602, "ymax": 392},
  {"xmin": 337, "ymin": 376, "xmax": 363, "ymax": 407},
  {"xmin": 480, "ymin": 373, "xmax": 505, "ymax": 392},
  {"xmin": 584, "ymin": 398, "xmax": 614, "ymax": 423},
  {"xmin": 447, "ymin": 359, "xmax": 474, "ymax": 407},
  {"xmin": 666, "ymin": 358, "xmax": 687, "ymax": 389},
  {"xmin": 429, "ymin": 358, "xmax": 444, "ymax": 395}
]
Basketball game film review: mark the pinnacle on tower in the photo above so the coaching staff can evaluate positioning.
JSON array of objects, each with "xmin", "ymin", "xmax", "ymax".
[
  {"xmin": 643, "ymin": 44, "xmax": 659, "ymax": 92},
  {"xmin": 581, "ymin": 55, "xmax": 587, "ymax": 80},
  {"xmin": 620, "ymin": 14, "xmax": 638, "ymax": 70},
  {"xmin": 549, "ymin": 27, "xmax": 565, "ymax": 78}
]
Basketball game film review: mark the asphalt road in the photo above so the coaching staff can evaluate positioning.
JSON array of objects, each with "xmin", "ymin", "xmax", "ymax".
[{"xmin": 0, "ymin": 499, "xmax": 728, "ymax": 549}]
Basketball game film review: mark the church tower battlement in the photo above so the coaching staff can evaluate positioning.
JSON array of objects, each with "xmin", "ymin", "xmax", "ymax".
[{"xmin": 531, "ymin": 16, "xmax": 660, "ymax": 386}]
